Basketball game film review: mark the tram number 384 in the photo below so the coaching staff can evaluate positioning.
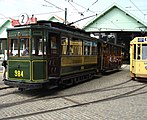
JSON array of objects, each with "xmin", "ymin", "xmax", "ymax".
[{"xmin": 14, "ymin": 70, "xmax": 24, "ymax": 77}]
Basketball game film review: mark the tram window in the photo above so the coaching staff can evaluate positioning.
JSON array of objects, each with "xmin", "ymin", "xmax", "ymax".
[
  {"xmin": 134, "ymin": 44, "xmax": 136, "ymax": 59},
  {"xmin": 142, "ymin": 44, "xmax": 147, "ymax": 60},
  {"xmin": 137, "ymin": 44, "xmax": 140, "ymax": 60},
  {"xmin": 20, "ymin": 38, "xmax": 29, "ymax": 56},
  {"xmin": 84, "ymin": 41, "xmax": 91, "ymax": 55},
  {"xmin": 9, "ymin": 38, "xmax": 18, "ymax": 56},
  {"xmin": 9, "ymin": 38, "xmax": 30, "ymax": 57},
  {"xmin": 61, "ymin": 36, "xmax": 68, "ymax": 55},
  {"xmin": 51, "ymin": 36, "xmax": 57, "ymax": 49},
  {"xmin": 32, "ymin": 36, "xmax": 43, "ymax": 56},
  {"xmin": 70, "ymin": 38, "xmax": 82, "ymax": 55},
  {"xmin": 44, "ymin": 38, "xmax": 47, "ymax": 55},
  {"xmin": 92, "ymin": 41, "xmax": 97, "ymax": 55}
]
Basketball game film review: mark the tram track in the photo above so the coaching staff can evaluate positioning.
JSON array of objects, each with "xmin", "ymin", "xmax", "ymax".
[
  {"xmin": 34, "ymin": 79, "xmax": 133, "ymax": 100},
  {"xmin": 1, "ymin": 80, "xmax": 142, "ymax": 107},
  {"xmin": 0, "ymin": 82, "xmax": 146, "ymax": 120},
  {"xmin": 0, "ymin": 67, "xmax": 147, "ymax": 120},
  {"xmin": 0, "ymin": 86, "xmax": 13, "ymax": 90},
  {"xmin": 0, "ymin": 79, "xmax": 143, "ymax": 110}
]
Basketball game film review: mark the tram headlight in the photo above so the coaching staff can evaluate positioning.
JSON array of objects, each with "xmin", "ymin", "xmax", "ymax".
[{"xmin": 145, "ymin": 66, "xmax": 147, "ymax": 70}]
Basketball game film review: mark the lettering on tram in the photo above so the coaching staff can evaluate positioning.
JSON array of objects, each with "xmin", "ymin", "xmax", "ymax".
[{"xmin": 14, "ymin": 70, "xmax": 24, "ymax": 77}]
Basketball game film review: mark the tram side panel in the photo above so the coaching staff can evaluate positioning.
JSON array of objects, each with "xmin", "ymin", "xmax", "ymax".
[{"xmin": 59, "ymin": 37, "xmax": 99, "ymax": 85}]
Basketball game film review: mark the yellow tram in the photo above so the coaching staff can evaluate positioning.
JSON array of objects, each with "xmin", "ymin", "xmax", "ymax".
[{"xmin": 130, "ymin": 37, "xmax": 147, "ymax": 80}]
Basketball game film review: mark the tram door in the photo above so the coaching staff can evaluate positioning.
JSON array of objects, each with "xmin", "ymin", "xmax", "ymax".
[
  {"xmin": 97, "ymin": 42, "xmax": 102, "ymax": 70},
  {"xmin": 48, "ymin": 33, "xmax": 61, "ymax": 77}
]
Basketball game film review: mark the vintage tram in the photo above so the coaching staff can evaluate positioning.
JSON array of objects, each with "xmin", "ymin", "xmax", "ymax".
[
  {"xmin": 130, "ymin": 37, "xmax": 147, "ymax": 80},
  {"xmin": 4, "ymin": 21, "xmax": 122, "ymax": 90}
]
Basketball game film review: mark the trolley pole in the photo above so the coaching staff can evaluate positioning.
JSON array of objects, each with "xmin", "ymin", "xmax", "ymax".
[{"xmin": 65, "ymin": 8, "xmax": 67, "ymax": 25}]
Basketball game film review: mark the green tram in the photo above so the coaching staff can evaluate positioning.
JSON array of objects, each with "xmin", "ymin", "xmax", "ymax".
[{"xmin": 4, "ymin": 21, "xmax": 122, "ymax": 91}]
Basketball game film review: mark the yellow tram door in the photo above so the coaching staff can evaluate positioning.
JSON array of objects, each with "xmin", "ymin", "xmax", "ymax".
[{"xmin": 130, "ymin": 37, "xmax": 147, "ymax": 79}]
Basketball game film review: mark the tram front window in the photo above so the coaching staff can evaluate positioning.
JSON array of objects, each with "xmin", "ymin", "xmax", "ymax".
[
  {"xmin": 142, "ymin": 44, "xmax": 147, "ymax": 60},
  {"xmin": 32, "ymin": 36, "xmax": 45, "ymax": 56},
  {"xmin": 9, "ymin": 38, "xmax": 29, "ymax": 57},
  {"xmin": 9, "ymin": 38, "xmax": 18, "ymax": 56},
  {"xmin": 20, "ymin": 38, "xmax": 29, "ymax": 56}
]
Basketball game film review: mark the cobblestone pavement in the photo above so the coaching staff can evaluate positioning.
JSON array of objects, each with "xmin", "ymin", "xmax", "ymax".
[{"xmin": 0, "ymin": 65, "xmax": 147, "ymax": 120}]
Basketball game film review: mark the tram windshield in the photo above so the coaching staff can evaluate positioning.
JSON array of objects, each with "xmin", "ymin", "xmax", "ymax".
[
  {"xmin": 142, "ymin": 44, "xmax": 147, "ymax": 60},
  {"xmin": 9, "ymin": 37, "xmax": 29, "ymax": 57}
]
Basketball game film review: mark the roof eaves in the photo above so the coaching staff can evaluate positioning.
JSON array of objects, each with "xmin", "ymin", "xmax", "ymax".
[
  {"xmin": 0, "ymin": 20, "xmax": 10, "ymax": 29},
  {"xmin": 0, "ymin": 20, "xmax": 10, "ymax": 33},
  {"xmin": 83, "ymin": 3, "xmax": 147, "ymax": 29}
]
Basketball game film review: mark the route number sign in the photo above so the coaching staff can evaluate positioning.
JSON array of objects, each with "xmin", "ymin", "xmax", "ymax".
[
  {"xmin": 18, "ymin": 13, "xmax": 29, "ymax": 25},
  {"xmin": 11, "ymin": 13, "xmax": 37, "ymax": 26}
]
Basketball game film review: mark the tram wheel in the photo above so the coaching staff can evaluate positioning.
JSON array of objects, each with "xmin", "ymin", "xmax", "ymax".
[
  {"xmin": 18, "ymin": 88, "xmax": 25, "ymax": 92},
  {"xmin": 131, "ymin": 77, "xmax": 135, "ymax": 80}
]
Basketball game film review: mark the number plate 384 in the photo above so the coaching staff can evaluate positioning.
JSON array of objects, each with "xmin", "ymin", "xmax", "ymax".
[{"xmin": 14, "ymin": 70, "xmax": 24, "ymax": 77}]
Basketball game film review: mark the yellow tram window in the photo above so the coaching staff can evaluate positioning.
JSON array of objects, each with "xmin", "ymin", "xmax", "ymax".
[
  {"xmin": 137, "ymin": 44, "xmax": 140, "ymax": 60},
  {"xmin": 70, "ymin": 38, "xmax": 82, "ymax": 55},
  {"xmin": 142, "ymin": 44, "xmax": 147, "ymax": 60},
  {"xmin": 134, "ymin": 44, "xmax": 136, "ymax": 59}
]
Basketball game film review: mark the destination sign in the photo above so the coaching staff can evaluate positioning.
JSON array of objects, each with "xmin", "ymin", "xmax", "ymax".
[{"xmin": 138, "ymin": 38, "xmax": 147, "ymax": 42}]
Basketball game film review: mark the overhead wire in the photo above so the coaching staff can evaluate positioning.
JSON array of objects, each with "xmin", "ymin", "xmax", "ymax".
[
  {"xmin": 129, "ymin": 0, "xmax": 146, "ymax": 22},
  {"xmin": 68, "ymin": 14, "xmax": 97, "ymax": 25},
  {"xmin": 44, "ymin": 0, "xmax": 65, "ymax": 11},
  {"xmin": 129, "ymin": 0, "xmax": 144, "ymax": 15},
  {"xmin": 1, "ymin": 0, "xmax": 146, "ymax": 31},
  {"xmin": 67, "ymin": 0, "xmax": 119, "ymax": 29},
  {"xmin": 68, "ymin": 1, "xmax": 84, "ymax": 16},
  {"xmin": 71, "ymin": 1, "xmax": 95, "ymax": 14},
  {"xmin": 0, "ymin": 0, "xmax": 64, "ymax": 20},
  {"xmin": 0, "ymin": 11, "xmax": 63, "ymax": 20},
  {"xmin": 66, "ymin": 0, "xmax": 98, "ymax": 24},
  {"xmin": 82, "ymin": 0, "xmax": 99, "ymax": 14}
]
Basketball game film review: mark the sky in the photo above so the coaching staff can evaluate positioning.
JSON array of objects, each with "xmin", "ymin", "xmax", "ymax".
[{"xmin": 0, "ymin": 0, "xmax": 147, "ymax": 28}]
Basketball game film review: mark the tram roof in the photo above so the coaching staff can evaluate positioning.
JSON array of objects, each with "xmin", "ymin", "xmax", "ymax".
[
  {"xmin": 7, "ymin": 20, "xmax": 123, "ymax": 46},
  {"xmin": 7, "ymin": 20, "xmax": 89, "ymax": 35}
]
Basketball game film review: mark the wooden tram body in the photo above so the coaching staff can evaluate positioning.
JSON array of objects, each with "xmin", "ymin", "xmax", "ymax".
[
  {"xmin": 4, "ymin": 21, "xmax": 122, "ymax": 90},
  {"xmin": 130, "ymin": 37, "xmax": 147, "ymax": 80}
]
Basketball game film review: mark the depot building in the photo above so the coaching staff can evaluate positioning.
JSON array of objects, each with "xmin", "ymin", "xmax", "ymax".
[{"xmin": 82, "ymin": 4, "xmax": 147, "ymax": 62}]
